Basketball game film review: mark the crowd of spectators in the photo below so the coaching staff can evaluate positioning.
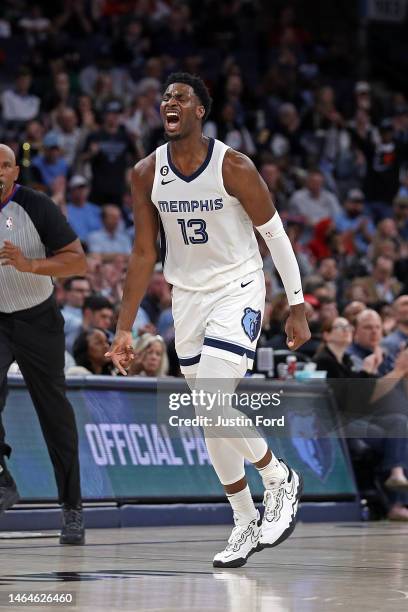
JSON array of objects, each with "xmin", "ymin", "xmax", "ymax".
[
  {"xmin": 0, "ymin": 1, "xmax": 406, "ymax": 370},
  {"xmin": 1, "ymin": 1, "xmax": 408, "ymax": 514}
]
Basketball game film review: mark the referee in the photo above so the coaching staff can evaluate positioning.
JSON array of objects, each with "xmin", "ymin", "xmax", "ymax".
[{"xmin": 0, "ymin": 144, "xmax": 86, "ymax": 545}]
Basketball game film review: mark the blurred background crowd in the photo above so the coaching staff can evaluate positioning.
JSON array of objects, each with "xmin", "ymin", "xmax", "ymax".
[{"xmin": 0, "ymin": 0, "xmax": 407, "ymax": 380}]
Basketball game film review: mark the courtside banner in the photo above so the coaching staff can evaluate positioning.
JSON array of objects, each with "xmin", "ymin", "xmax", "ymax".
[{"xmin": 5, "ymin": 376, "xmax": 356, "ymax": 502}]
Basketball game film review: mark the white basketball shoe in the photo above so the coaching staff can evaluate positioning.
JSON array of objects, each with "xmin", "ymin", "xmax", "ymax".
[
  {"xmin": 260, "ymin": 459, "xmax": 303, "ymax": 549},
  {"xmin": 213, "ymin": 511, "xmax": 262, "ymax": 568}
]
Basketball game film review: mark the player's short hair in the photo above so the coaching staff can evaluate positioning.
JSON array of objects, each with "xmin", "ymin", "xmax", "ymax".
[{"xmin": 163, "ymin": 72, "xmax": 212, "ymax": 121}]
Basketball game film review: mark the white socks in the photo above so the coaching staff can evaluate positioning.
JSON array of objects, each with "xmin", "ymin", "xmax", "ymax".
[
  {"xmin": 227, "ymin": 485, "xmax": 257, "ymax": 526},
  {"xmin": 257, "ymin": 456, "xmax": 286, "ymax": 489}
]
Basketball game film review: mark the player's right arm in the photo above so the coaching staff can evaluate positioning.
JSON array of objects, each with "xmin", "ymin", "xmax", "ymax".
[{"xmin": 106, "ymin": 154, "xmax": 158, "ymax": 375}]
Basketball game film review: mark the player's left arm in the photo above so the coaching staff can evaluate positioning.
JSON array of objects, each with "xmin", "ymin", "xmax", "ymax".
[{"xmin": 223, "ymin": 149, "xmax": 311, "ymax": 350}]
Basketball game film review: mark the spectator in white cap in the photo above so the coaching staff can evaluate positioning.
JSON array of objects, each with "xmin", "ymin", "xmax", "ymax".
[{"xmin": 66, "ymin": 175, "xmax": 102, "ymax": 243}]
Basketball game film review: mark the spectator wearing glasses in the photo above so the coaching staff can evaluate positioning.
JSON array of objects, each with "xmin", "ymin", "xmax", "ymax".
[{"xmin": 313, "ymin": 316, "xmax": 408, "ymax": 520}]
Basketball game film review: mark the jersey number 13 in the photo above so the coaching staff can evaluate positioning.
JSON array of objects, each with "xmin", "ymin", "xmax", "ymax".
[{"xmin": 177, "ymin": 218, "xmax": 208, "ymax": 245}]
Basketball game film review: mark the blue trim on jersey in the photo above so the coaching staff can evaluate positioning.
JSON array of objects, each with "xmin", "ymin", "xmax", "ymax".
[
  {"xmin": 0, "ymin": 183, "xmax": 20, "ymax": 211},
  {"xmin": 203, "ymin": 337, "xmax": 256, "ymax": 359},
  {"xmin": 179, "ymin": 353, "xmax": 201, "ymax": 366},
  {"xmin": 159, "ymin": 217, "xmax": 167, "ymax": 269},
  {"xmin": 167, "ymin": 138, "xmax": 215, "ymax": 183}
]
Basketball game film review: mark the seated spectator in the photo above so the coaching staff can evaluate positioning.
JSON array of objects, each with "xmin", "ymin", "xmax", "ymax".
[
  {"xmin": 205, "ymin": 102, "xmax": 256, "ymax": 156},
  {"xmin": 66, "ymin": 175, "xmax": 103, "ymax": 243},
  {"xmin": 347, "ymin": 309, "xmax": 399, "ymax": 375},
  {"xmin": 54, "ymin": 107, "xmax": 84, "ymax": 168},
  {"xmin": 381, "ymin": 295, "xmax": 408, "ymax": 359},
  {"xmin": 127, "ymin": 334, "xmax": 169, "ymax": 377},
  {"xmin": 344, "ymin": 279, "xmax": 372, "ymax": 305},
  {"xmin": 140, "ymin": 270, "xmax": 172, "ymax": 327},
  {"xmin": 378, "ymin": 302, "xmax": 396, "ymax": 336},
  {"xmin": 87, "ymin": 204, "xmax": 132, "ymax": 255},
  {"xmin": 60, "ymin": 276, "xmax": 91, "ymax": 353},
  {"xmin": 268, "ymin": 103, "xmax": 304, "ymax": 162},
  {"xmin": 314, "ymin": 316, "xmax": 376, "ymax": 377},
  {"xmin": 316, "ymin": 257, "xmax": 341, "ymax": 300},
  {"xmin": 318, "ymin": 297, "xmax": 339, "ymax": 326},
  {"xmin": 313, "ymin": 316, "xmax": 408, "ymax": 520},
  {"xmin": 335, "ymin": 188, "xmax": 375, "ymax": 254},
  {"xmin": 1, "ymin": 67, "xmax": 40, "ymax": 128},
  {"xmin": 393, "ymin": 195, "xmax": 408, "ymax": 240},
  {"xmin": 69, "ymin": 295, "xmax": 114, "ymax": 351},
  {"xmin": 259, "ymin": 161, "xmax": 290, "ymax": 213},
  {"xmin": 342, "ymin": 300, "xmax": 366, "ymax": 326},
  {"xmin": 307, "ymin": 218, "xmax": 341, "ymax": 261},
  {"xmin": 288, "ymin": 169, "xmax": 342, "ymax": 225},
  {"xmin": 42, "ymin": 72, "xmax": 77, "ymax": 115},
  {"xmin": 370, "ymin": 218, "xmax": 402, "ymax": 261},
  {"xmin": 355, "ymin": 256, "xmax": 401, "ymax": 304},
  {"xmin": 31, "ymin": 131, "xmax": 69, "ymax": 190},
  {"xmin": 72, "ymin": 328, "xmax": 113, "ymax": 375}
]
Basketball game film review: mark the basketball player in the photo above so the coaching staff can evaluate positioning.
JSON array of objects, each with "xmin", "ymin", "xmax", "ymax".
[{"xmin": 106, "ymin": 74, "xmax": 311, "ymax": 567}]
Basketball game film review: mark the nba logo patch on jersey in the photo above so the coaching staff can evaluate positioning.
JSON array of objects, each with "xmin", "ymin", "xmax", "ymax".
[
  {"xmin": 241, "ymin": 307, "xmax": 261, "ymax": 342},
  {"xmin": 5, "ymin": 217, "xmax": 13, "ymax": 230}
]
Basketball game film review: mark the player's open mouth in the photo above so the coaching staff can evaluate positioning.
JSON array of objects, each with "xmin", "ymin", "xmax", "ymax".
[{"xmin": 165, "ymin": 111, "xmax": 180, "ymax": 131}]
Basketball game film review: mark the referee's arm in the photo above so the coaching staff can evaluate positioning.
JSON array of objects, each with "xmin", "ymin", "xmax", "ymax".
[{"xmin": 0, "ymin": 238, "xmax": 86, "ymax": 277}]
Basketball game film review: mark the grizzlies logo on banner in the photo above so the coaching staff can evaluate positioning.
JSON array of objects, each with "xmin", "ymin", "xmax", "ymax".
[
  {"xmin": 241, "ymin": 307, "xmax": 261, "ymax": 342},
  {"xmin": 288, "ymin": 412, "xmax": 335, "ymax": 482}
]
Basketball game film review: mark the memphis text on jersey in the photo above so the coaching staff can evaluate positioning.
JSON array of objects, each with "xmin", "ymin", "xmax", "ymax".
[{"xmin": 158, "ymin": 198, "xmax": 224, "ymax": 213}]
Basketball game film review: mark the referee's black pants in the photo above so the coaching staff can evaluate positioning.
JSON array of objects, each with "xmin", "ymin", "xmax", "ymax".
[{"xmin": 0, "ymin": 296, "xmax": 81, "ymax": 507}]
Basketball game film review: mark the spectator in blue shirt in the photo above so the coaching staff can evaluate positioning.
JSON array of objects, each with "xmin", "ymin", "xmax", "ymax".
[
  {"xmin": 87, "ymin": 204, "xmax": 132, "ymax": 254},
  {"xmin": 60, "ymin": 276, "xmax": 91, "ymax": 353},
  {"xmin": 335, "ymin": 188, "xmax": 375, "ymax": 254},
  {"xmin": 66, "ymin": 175, "xmax": 102, "ymax": 243},
  {"xmin": 347, "ymin": 309, "xmax": 395, "ymax": 375},
  {"xmin": 31, "ymin": 131, "xmax": 69, "ymax": 188}
]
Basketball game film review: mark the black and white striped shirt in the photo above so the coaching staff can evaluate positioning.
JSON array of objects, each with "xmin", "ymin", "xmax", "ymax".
[{"xmin": 0, "ymin": 184, "xmax": 77, "ymax": 313}]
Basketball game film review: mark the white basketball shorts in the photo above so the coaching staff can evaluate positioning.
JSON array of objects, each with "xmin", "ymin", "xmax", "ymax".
[{"xmin": 172, "ymin": 269, "xmax": 265, "ymax": 376}]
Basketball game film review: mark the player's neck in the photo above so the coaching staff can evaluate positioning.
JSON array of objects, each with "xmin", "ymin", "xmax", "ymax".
[
  {"xmin": 168, "ymin": 132, "xmax": 208, "ymax": 159},
  {"xmin": 168, "ymin": 133, "xmax": 209, "ymax": 176}
]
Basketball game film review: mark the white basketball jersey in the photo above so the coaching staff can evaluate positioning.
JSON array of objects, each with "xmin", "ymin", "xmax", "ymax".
[{"xmin": 151, "ymin": 138, "xmax": 263, "ymax": 292}]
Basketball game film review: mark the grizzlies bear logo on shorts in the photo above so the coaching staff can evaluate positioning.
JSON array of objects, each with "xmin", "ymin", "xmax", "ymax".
[{"xmin": 241, "ymin": 307, "xmax": 261, "ymax": 342}]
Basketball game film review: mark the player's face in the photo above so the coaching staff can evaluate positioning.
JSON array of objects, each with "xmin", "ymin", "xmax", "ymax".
[
  {"xmin": 160, "ymin": 83, "xmax": 204, "ymax": 140},
  {"xmin": 0, "ymin": 146, "xmax": 19, "ymax": 200}
]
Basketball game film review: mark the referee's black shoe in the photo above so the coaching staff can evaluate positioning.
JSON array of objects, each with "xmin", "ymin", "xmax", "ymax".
[
  {"xmin": 60, "ymin": 504, "xmax": 85, "ymax": 545},
  {"xmin": 0, "ymin": 461, "xmax": 20, "ymax": 515}
]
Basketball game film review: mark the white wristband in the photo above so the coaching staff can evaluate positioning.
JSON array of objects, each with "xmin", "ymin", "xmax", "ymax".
[{"xmin": 256, "ymin": 213, "xmax": 304, "ymax": 306}]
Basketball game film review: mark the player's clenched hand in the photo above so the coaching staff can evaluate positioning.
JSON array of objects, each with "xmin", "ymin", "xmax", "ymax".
[
  {"xmin": 0, "ymin": 241, "xmax": 33, "ymax": 272},
  {"xmin": 105, "ymin": 330, "xmax": 135, "ymax": 376},
  {"xmin": 285, "ymin": 304, "xmax": 311, "ymax": 351}
]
